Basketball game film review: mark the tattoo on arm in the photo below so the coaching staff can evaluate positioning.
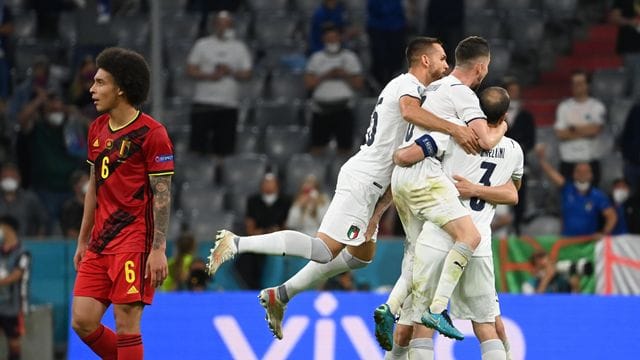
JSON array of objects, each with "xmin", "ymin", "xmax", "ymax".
[{"xmin": 150, "ymin": 175, "xmax": 172, "ymax": 250}]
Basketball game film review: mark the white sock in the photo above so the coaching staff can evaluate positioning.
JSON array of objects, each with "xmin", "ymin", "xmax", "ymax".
[
  {"xmin": 430, "ymin": 242, "xmax": 473, "ymax": 313},
  {"xmin": 282, "ymin": 249, "xmax": 370, "ymax": 301},
  {"xmin": 503, "ymin": 340, "xmax": 512, "ymax": 360},
  {"xmin": 481, "ymin": 339, "xmax": 507, "ymax": 360},
  {"xmin": 387, "ymin": 275, "xmax": 410, "ymax": 314},
  {"xmin": 237, "ymin": 230, "xmax": 332, "ymax": 263},
  {"xmin": 384, "ymin": 342, "xmax": 409, "ymax": 360},
  {"xmin": 408, "ymin": 338, "xmax": 434, "ymax": 360}
]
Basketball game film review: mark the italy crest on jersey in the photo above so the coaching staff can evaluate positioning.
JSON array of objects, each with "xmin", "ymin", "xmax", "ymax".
[{"xmin": 347, "ymin": 225, "xmax": 360, "ymax": 240}]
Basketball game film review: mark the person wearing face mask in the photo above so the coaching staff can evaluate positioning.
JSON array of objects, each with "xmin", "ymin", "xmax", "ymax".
[
  {"xmin": 17, "ymin": 88, "xmax": 86, "ymax": 235},
  {"xmin": 235, "ymin": 173, "xmax": 292, "ymax": 289},
  {"xmin": 186, "ymin": 10, "xmax": 252, "ymax": 158},
  {"xmin": 535, "ymin": 144, "xmax": 617, "ymax": 237},
  {"xmin": 60, "ymin": 170, "xmax": 89, "ymax": 238},
  {"xmin": 0, "ymin": 215, "xmax": 31, "ymax": 360},
  {"xmin": 305, "ymin": 23, "xmax": 364, "ymax": 156},
  {"xmin": 0, "ymin": 164, "xmax": 47, "ymax": 237},
  {"xmin": 608, "ymin": 178, "xmax": 640, "ymax": 235}
]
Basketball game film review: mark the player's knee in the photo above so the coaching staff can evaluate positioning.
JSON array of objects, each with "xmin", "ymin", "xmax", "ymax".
[
  {"xmin": 71, "ymin": 313, "xmax": 99, "ymax": 337},
  {"xmin": 472, "ymin": 321, "xmax": 499, "ymax": 343},
  {"xmin": 114, "ymin": 304, "xmax": 143, "ymax": 334},
  {"xmin": 394, "ymin": 325, "xmax": 413, "ymax": 346}
]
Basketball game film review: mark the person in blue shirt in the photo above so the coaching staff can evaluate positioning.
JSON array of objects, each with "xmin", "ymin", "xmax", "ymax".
[
  {"xmin": 308, "ymin": 0, "xmax": 349, "ymax": 55},
  {"xmin": 536, "ymin": 144, "xmax": 617, "ymax": 237}
]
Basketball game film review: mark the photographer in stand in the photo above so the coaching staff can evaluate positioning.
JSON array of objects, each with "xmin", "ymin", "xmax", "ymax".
[{"xmin": 522, "ymin": 250, "xmax": 593, "ymax": 294}]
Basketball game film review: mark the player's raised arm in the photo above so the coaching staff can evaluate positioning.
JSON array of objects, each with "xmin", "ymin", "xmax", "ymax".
[{"xmin": 400, "ymin": 96, "xmax": 480, "ymax": 154}]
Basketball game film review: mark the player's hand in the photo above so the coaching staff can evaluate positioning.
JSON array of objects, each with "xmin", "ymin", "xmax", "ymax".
[
  {"xmin": 73, "ymin": 242, "xmax": 88, "ymax": 271},
  {"xmin": 453, "ymin": 175, "xmax": 477, "ymax": 198},
  {"xmin": 145, "ymin": 249, "xmax": 168, "ymax": 288},
  {"xmin": 451, "ymin": 125, "xmax": 480, "ymax": 154}
]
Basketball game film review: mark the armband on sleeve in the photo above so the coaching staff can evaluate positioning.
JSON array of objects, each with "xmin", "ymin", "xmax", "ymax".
[{"xmin": 415, "ymin": 134, "xmax": 438, "ymax": 158}]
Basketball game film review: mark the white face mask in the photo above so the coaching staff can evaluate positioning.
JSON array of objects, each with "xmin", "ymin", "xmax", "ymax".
[
  {"xmin": 48, "ymin": 112, "xmax": 65, "ymax": 126},
  {"xmin": 574, "ymin": 181, "xmax": 590, "ymax": 192},
  {"xmin": 262, "ymin": 193, "xmax": 278, "ymax": 206},
  {"xmin": 223, "ymin": 29, "xmax": 235, "ymax": 40},
  {"xmin": 613, "ymin": 189, "xmax": 629, "ymax": 204},
  {"xmin": 0, "ymin": 178, "xmax": 18, "ymax": 192},
  {"xmin": 81, "ymin": 181, "xmax": 89, "ymax": 195},
  {"xmin": 325, "ymin": 43, "xmax": 341, "ymax": 53}
]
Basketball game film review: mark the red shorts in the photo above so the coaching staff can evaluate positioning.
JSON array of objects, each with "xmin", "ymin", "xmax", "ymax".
[{"xmin": 73, "ymin": 250, "xmax": 154, "ymax": 305}]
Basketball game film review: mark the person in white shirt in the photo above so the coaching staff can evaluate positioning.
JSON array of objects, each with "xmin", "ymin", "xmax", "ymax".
[
  {"xmin": 554, "ymin": 70, "xmax": 606, "ymax": 186},
  {"xmin": 186, "ymin": 11, "xmax": 252, "ymax": 156},
  {"xmin": 377, "ymin": 36, "xmax": 507, "ymax": 344},
  {"xmin": 386, "ymin": 87, "xmax": 522, "ymax": 360},
  {"xmin": 305, "ymin": 23, "xmax": 364, "ymax": 155},
  {"xmin": 206, "ymin": 37, "xmax": 482, "ymax": 340},
  {"xmin": 285, "ymin": 175, "xmax": 330, "ymax": 235}
]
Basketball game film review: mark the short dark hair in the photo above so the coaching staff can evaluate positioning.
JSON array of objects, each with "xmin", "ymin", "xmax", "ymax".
[
  {"xmin": 406, "ymin": 37, "xmax": 442, "ymax": 66},
  {"xmin": 571, "ymin": 69, "xmax": 590, "ymax": 84},
  {"xmin": 96, "ymin": 47, "xmax": 150, "ymax": 106},
  {"xmin": 479, "ymin": 86, "xmax": 510, "ymax": 124},
  {"xmin": 0, "ymin": 215, "xmax": 19, "ymax": 233},
  {"xmin": 455, "ymin": 36, "xmax": 490, "ymax": 67}
]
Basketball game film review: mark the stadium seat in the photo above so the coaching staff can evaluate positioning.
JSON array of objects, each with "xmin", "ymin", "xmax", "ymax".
[
  {"xmin": 608, "ymin": 98, "xmax": 635, "ymax": 137},
  {"xmin": 13, "ymin": 39, "xmax": 67, "ymax": 79},
  {"xmin": 284, "ymin": 153, "xmax": 329, "ymax": 194},
  {"xmin": 238, "ymin": 71, "xmax": 267, "ymax": 106},
  {"xmin": 110, "ymin": 15, "xmax": 149, "ymax": 48},
  {"xmin": 464, "ymin": 10, "xmax": 505, "ymax": 39},
  {"xmin": 591, "ymin": 68, "xmax": 627, "ymax": 104},
  {"xmin": 486, "ymin": 44, "xmax": 512, "ymax": 85},
  {"xmin": 495, "ymin": 0, "xmax": 533, "ymax": 11},
  {"xmin": 179, "ymin": 187, "xmax": 226, "ymax": 215},
  {"xmin": 176, "ymin": 156, "xmax": 217, "ymax": 189},
  {"xmin": 247, "ymin": 0, "xmax": 289, "ymax": 14},
  {"xmin": 163, "ymin": 13, "xmax": 199, "ymax": 44},
  {"xmin": 464, "ymin": 0, "xmax": 495, "ymax": 14},
  {"xmin": 293, "ymin": 0, "xmax": 319, "ymax": 16},
  {"xmin": 599, "ymin": 151, "xmax": 624, "ymax": 190},
  {"xmin": 221, "ymin": 153, "xmax": 270, "ymax": 193},
  {"xmin": 226, "ymin": 189, "xmax": 249, "ymax": 217},
  {"xmin": 189, "ymin": 211, "xmax": 236, "ymax": 242},
  {"xmin": 521, "ymin": 215, "xmax": 562, "ymax": 237},
  {"xmin": 326, "ymin": 154, "xmax": 350, "ymax": 190},
  {"xmin": 254, "ymin": 14, "xmax": 298, "ymax": 47},
  {"xmin": 542, "ymin": 0, "xmax": 577, "ymax": 21},
  {"xmin": 267, "ymin": 70, "xmax": 307, "ymax": 100},
  {"xmin": 252, "ymin": 100, "xmax": 303, "ymax": 128},
  {"xmin": 506, "ymin": 11, "xmax": 545, "ymax": 50},
  {"xmin": 235, "ymin": 126, "xmax": 262, "ymax": 154},
  {"xmin": 263, "ymin": 125, "xmax": 310, "ymax": 168}
]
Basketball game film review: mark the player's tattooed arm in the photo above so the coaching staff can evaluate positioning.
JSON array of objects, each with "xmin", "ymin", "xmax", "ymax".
[{"xmin": 150, "ymin": 174, "xmax": 172, "ymax": 250}]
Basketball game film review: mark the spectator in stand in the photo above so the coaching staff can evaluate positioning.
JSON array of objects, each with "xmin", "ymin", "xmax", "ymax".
[
  {"xmin": 285, "ymin": 175, "xmax": 330, "ymax": 235},
  {"xmin": 609, "ymin": 0, "xmax": 640, "ymax": 98},
  {"xmin": 619, "ymin": 100, "xmax": 640, "ymax": 190},
  {"xmin": 186, "ymin": 11, "xmax": 252, "ymax": 158},
  {"xmin": 503, "ymin": 76, "xmax": 536, "ymax": 234},
  {"xmin": 624, "ymin": 182, "xmax": 640, "ymax": 234},
  {"xmin": 0, "ymin": 4, "xmax": 13, "ymax": 102},
  {"xmin": 305, "ymin": 23, "xmax": 364, "ymax": 155},
  {"xmin": 186, "ymin": 258, "xmax": 210, "ymax": 291},
  {"xmin": 536, "ymin": 144, "xmax": 617, "ymax": 238},
  {"xmin": 17, "ymin": 88, "xmax": 87, "ymax": 234},
  {"xmin": 236, "ymin": 173, "xmax": 291, "ymax": 289},
  {"xmin": 69, "ymin": 55, "xmax": 98, "ymax": 119},
  {"xmin": 0, "ymin": 215, "xmax": 31, "ymax": 360},
  {"xmin": 162, "ymin": 232, "xmax": 196, "ymax": 291},
  {"xmin": 553, "ymin": 70, "xmax": 606, "ymax": 187},
  {"xmin": 185, "ymin": 0, "xmax": 241, "ymax": 38},
  {"xmin": 60, "ymin": 170, "xmax": 89, "ymax": 238},
  {"xmin": 0, "ymin": 163, "xmax": 47, "ymax": 237},
  {"xmin": 308, "ymin": 0, "xmax": 351, "ymax": 55},
  {"xmin": 424, "ymin": 0, "xmax": 463, "ymax": 61},
  {"xmin": 521, "ymin": 250, "xmax": 579, "ymax": 294},
  {"xmin": 366, "ymin": 0, "xmax": 406, "ymax": 87},
  {"xmin": 609, "ymin": 178, "xmax": 640, "ymax": 235}
]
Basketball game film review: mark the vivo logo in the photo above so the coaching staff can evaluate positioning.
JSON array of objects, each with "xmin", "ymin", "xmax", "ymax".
[{"xmin": 212, "ymin": 293, "xmax": 526, "ymax": 360}]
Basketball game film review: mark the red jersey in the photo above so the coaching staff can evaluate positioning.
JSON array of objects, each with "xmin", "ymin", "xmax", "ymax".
[{"xmin": 87, "ymin": 111, "xmax": 174, "ymax": 254}]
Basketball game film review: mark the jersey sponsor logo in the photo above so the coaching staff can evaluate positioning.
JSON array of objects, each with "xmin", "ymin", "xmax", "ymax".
[
  {"xmin": 127, "ymin": 285, "xmax": 139, "ymax": 294},
  {"xmin": 92, "ymin": 138, "xmax": 100, "ymax": 147},
  {"xmin": 347, "ymin": 225, "xmax": 360, "ymax": 240},
  {"xmin": 154, "ymin": 154, "xmax": 174, "ymax": 163}
]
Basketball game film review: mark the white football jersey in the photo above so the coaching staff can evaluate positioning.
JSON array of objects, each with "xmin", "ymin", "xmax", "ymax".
[
  {"xmin": 341, "ymin": 73, "xmax": 425, "ymax": 191},
  {"xmin": 397, "ymin": 74, "xmax": 487, "ymax": 177},
  {"xmin": 438, "ymin": 136, "xmax": 524, "ymax": 256}
]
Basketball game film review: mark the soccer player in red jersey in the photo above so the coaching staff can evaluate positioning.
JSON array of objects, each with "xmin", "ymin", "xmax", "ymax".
[{"xmin": 70, "ymin": 47, "xmax": 174, "ymax": 360}]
